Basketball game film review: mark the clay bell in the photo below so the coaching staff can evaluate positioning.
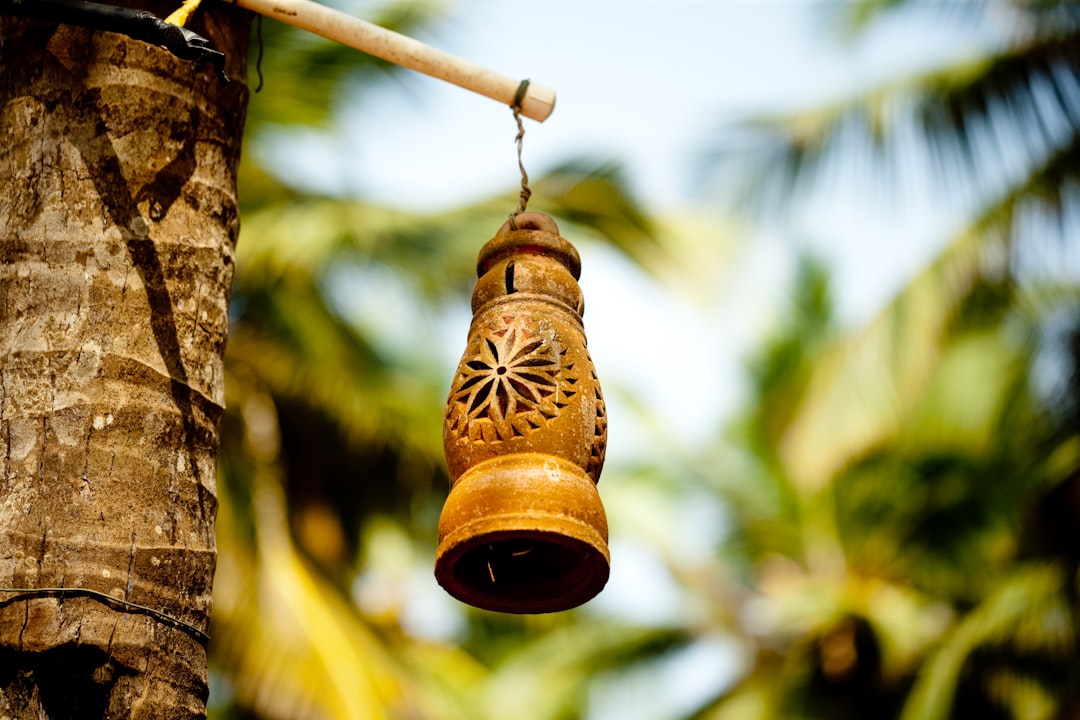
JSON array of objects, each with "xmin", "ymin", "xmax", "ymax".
[{"xmin": 435, "ymin": 212, "xmax": 609, "ymax": 613}]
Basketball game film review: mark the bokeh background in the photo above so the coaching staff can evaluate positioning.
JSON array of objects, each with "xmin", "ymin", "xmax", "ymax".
[{"xmin": 208, "ymin": 1, "xmax": 1080, "ymax": 718}]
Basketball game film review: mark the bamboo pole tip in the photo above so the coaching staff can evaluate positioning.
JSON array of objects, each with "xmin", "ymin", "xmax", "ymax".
[{"xmin": 520, "ymin": 82, "xmax": 556, "ymax": 122}]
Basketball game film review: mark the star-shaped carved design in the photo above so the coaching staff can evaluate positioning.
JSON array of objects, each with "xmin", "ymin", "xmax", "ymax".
[{"xmin": 447, "ymin": 317, "xmax": 576, "ymax": 443}]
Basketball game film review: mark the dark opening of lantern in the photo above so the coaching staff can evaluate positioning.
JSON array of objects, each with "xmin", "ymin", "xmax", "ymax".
[{"xmin": 440, "ymin": 530, "xmax": 607, "ymax": 614}]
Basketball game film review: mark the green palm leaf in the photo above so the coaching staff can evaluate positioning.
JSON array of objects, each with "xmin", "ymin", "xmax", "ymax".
[
  {"xmin": 695, "ymin": 4, "xmax": 1080, "ymax": 718},
  {"xmin": 244, "ymin": 0, "xmax": 448, "ymax": 130},
  {"xmin": 212, "ymin": 390, "xmax": 483, "ymax": 720},
  {"xmin": 213, "ymin": 480, "xmax": 407, "ymax": 720},
  {"xmin": 477, "ymin": 622, "xmax": 684, "ymax": 720},
  {"xmin": 710, "ymin": 11, "xmax": 1080, "ymax": 221},
  {"xmin": 901, "ymin": 564, "xmax": 1075, "ymax": 720},
  {"xmin": 777, "ymin": 224, "xmax": 1007, "ymax": 492},
  {"xmin": 236, "ymin": 160, "xmax": 660, "ymax": 291}
]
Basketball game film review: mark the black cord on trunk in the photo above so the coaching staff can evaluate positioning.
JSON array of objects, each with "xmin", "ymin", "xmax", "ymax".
[{"xmin": 0, "ymin": 0, "xmax": 228, "ymax": 82}]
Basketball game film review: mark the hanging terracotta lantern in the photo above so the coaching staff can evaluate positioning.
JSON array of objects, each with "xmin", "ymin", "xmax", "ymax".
[{"xmin": 435, "ymin": 212, "xmax": 609, "ymax": 613}]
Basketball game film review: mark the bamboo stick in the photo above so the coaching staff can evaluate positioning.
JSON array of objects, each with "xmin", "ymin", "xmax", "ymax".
[{"xmin": 231, "ymin": 0, "xmax": 556, "ymax": 122}]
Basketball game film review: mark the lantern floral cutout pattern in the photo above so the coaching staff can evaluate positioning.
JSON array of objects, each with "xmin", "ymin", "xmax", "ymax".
[{"xmin": 446, "ymin": 314, "xmax": 578, "ymax": 444}]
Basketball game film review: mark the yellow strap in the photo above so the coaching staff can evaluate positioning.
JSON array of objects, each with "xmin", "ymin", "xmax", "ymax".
[{"xmin": 164, "ymin": 0, "xmax": 202, "ymax": 27}]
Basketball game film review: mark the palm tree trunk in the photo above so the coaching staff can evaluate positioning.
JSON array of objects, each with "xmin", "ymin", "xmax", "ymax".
[{"xmin": 0, "ymin": 7, "xmax": 249, "ymax": 717}]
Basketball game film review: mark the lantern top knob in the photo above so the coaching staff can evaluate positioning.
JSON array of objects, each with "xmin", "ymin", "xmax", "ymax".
[
  {"xmin": 496, "ymin": 211, "xmax": 559, "ymax": 235},
  {"xmin": 478, "ymin": 212, "xmax": 581, "ymax": 280}
]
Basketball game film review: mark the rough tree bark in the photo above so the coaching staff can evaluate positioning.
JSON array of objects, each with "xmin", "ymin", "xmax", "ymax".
[{"xmin": 0, "ymin": 4, "xmax": 249, "ymax": 717}]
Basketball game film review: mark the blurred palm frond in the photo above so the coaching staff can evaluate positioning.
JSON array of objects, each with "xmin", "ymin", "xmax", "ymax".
[
  {"xmin": 706, "ymin": 14, "xmax": 1080, "ymax": 224},
  {"xmin": 244, "ymin": 0, "xmax": 449, "ymax": 130},
  {"xmin": 900, "ymin": 564, "xmax": 1075, "ymax": 720}
]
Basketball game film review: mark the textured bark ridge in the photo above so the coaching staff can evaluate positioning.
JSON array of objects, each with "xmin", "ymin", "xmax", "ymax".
[{"xmin": 0, "ymin": 8, "xmax": 249, "ymax": 718}]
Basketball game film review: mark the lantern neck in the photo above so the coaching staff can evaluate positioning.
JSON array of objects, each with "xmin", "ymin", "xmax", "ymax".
[{"xmin": 471, "ymin": 212, "xmax": 585, "ymax": 316}]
